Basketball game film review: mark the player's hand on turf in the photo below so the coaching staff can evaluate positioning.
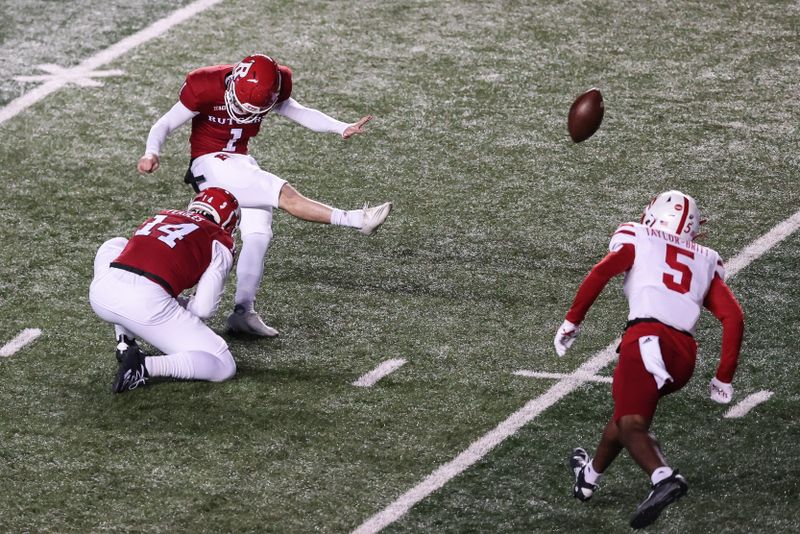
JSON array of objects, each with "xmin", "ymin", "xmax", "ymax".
[
  {"xmin": 709, "ymin": 377, "xmax": 733, "ymax": 404},
  {"xmin": 137, "ymin": 153, "xmax": 160, "ymax": 174},
  {"xmin": 554, "ymin": 319, "xmax": 581, "ymax": 357},
  {"xmin": 342, "ymin": 115, "xmax": 373, "ymax": 139}
]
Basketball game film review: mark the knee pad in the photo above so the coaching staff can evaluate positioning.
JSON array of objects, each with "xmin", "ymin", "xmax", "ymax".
[
  {"xmin": 215, "ymin": 349, "xmax": 237, "ymax": 382},
  {"xmin": 241, "ymin": 228, "xmax": 273, "ymax": 247},
  {"xmin": 239, "ymin": 207, "xmax": 274, "ymax": 240}
]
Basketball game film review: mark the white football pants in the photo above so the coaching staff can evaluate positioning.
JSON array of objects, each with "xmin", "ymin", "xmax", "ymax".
[
  {"xmin": 89, "ymin": 238, "xmax": 236, "ymax": 382},
  {"xmin": 191, "ymin": 153, "xmax": 286, "ymax": 311}
]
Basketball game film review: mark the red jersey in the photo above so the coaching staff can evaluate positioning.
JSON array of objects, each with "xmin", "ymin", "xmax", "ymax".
[
  {"xmin": 179, "ymin": 64, "xmax": 293, "ymax": 159},
  {"xmin": 113, "ymin": 210, "xmax": 234, "ymax": 297}
]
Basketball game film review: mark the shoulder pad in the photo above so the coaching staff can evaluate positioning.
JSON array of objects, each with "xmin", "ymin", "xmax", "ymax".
[{"xmin": 609, "ymin": 222, "xmax": 637, "ymax": 252}]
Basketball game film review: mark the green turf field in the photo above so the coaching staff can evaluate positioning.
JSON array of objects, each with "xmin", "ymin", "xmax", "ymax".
[{"xmin": 1, "ymin": 1, "xmax": 798, "ymax": 532}]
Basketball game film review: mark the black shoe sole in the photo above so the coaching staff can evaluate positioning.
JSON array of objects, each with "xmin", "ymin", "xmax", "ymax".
[{"xmin": 630, "ymin": 484, "xmax": 687, "ymax": 529}]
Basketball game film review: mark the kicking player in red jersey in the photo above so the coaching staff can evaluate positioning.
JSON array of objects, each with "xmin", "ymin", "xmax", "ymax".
[
  {"xmin": 90, "ymin": 188, "xmax": 242, "ymax": 393},
  {"xmin": 554, "ymin": 190, "xmax": 744, "ymax": 529},
  {"xmin": 137, "ymin": 54, "xmax": 392, "ymax": 337}
]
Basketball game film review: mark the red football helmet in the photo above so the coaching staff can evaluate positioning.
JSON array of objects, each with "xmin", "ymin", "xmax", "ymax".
[
  {"xmin": 224, "ymin": 54, "xmax": 282, "ymax": 124},
  {"xmin": 187, "ymin": 187, "xmax": 241, "ymax": 234}
]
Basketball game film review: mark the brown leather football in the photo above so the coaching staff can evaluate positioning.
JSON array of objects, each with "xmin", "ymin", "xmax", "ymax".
[{"xmin": 568, "ymin": 88, "xmax": 604, "ymax": 142}]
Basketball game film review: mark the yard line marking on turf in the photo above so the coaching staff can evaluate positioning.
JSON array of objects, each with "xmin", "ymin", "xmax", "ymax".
[
  {"xmin": 513, "ymin": 369, "xmax": 613, "ymax": 384},
  {"xmin": 352, "ymin": 345, "xmax": 620, "ymax": 534},
  {"xmin": 352, "ymin": 208, "xmax": 800, "ymax": 534},
  {"xmin": 14, "ymin": 64, "xmax": 125, "ymax": 88},
  {"xmin": 0, "ymin": 0, "xmax": 224, "ymax": 126},
  {"xmin": 0, "ymin": 328, "xmax": 42, "ymax": 357},
  {"xmin": 725, "ymin": 210, "xmax": 800, "ymax": 278},
  {"xmin": 724, "ymin": 390, "xmax": 773, "ymax": 418},
  {"xmin": 353, "ymin": 359, "xmax": 407, "ymax": 387}
]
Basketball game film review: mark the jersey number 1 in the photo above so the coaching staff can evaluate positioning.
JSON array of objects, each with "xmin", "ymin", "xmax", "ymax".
[
  {"xmin": 223, "ymin": 128, "xmax": 243, "ymax": 152},
  {"xmin": 662, "ymin": 244, "xmax": 694, "ymax": 294}
]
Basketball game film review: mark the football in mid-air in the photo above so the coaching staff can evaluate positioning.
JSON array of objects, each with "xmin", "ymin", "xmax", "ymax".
[{"xmin": 567, "ymin": 88, "xmax": 604, "ymax": 142}]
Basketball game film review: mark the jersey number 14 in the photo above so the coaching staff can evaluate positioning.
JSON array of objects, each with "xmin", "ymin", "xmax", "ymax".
[{"xmin": 135, "ymin": 215, "xmax": 199, "ymax": 248}]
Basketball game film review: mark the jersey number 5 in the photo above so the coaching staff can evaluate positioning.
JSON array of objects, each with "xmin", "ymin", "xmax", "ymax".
[
  {"xmin": 136, "ymin": 215, "xmax": 199, "ymax": 248},
  {"xmin": 662, "ymin": 244, "xmax": 694, "ymax": 294}
]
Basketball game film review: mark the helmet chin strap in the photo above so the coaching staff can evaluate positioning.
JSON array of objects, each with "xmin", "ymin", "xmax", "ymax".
[{"xmin": 224, "ymin": 81, "xmax": 260, "ymax": 124}]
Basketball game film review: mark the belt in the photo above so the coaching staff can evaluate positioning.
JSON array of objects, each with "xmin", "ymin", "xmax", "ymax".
[
  {"xmin": 184, "ymin": 160, "xmax": 206, "ymax": 194},
  {"xmin": 625, "ymin": 317, "xmax": 693, "ymax": 338},
  {"xmin": 110, "ymin": 262, "xmax": 176, "ymax": 296}
]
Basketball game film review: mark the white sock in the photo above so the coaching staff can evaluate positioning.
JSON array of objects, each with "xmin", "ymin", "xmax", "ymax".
[
  {"xmin": 235, "ymin": 233, "xmax": 270, "ymax": 309},
  {"xmin": 146, "ymin": 351, "xmax": 235, "ymax": 382},
  {"xmin": 584, "ymin": 459, "xmax": 604, "ymax": 485},
  {"xmin": 146, "ymin": 353, "xmax": 195, "ymax": 380},
  {"xmin": 114, "ymin": 326, "xmax": 136, "ymax": 344},
  {"xmin": 331, "ymin": 208, "xmax": 364, "ymax": 228},
  {"xmin": 651, "ymin": 466, "xmax": 674, "ymax": 485}
]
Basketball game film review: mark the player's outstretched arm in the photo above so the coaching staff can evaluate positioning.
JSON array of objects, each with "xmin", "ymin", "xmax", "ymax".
[
  {"xmin": 273, "ymin": 98, "xmax": 372, "ymax": 139},
  {"xmin": 137, "ymin": 101, "xmax": 197, "ymax": 174},
  {"xmin": 554, "ymin": 244, "xmax": 635, "ymax": 356},
  {"xmin": 704, "ymin": 275, "xmax": 744, "ymax": 404},
  {"xmin": 342, "ymin": 115, "xmax": 373, "ymax": 139}
]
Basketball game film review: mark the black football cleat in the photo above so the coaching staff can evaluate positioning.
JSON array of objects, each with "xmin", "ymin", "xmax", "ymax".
[
  {"xmin": 112, "ymin": 345, "xmax": 149, "ymax": 394},
  {"xmin": 115, "ymin": 336, "xmax": 140, "ymax": 363},
  {"xmin": 570, "ymin": 447, "xmax": 598, "ymax": 502},
  {"xmin": 630, "ymin": 472, "xmax": 688, "ymax": 529}
]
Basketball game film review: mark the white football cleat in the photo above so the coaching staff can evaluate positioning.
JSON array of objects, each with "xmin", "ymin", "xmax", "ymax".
[
  {"xmin": 227, "ymin": 306, "xmax": 279, "ymax": 337},
  {"xmin": 360, "ymin": 202, "xmax": 393, "ymax": 235}
]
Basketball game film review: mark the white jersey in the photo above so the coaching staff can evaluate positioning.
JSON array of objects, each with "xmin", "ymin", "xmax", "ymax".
[{"xmin": 610, "ymin": 222, "xmax": 725, "ymax": 334}]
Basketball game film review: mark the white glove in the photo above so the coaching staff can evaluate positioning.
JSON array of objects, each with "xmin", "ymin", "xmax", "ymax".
[
  {"xmin": 709, "ymin": 377, "xmax": 734, "ymax": 404},
  {"xmin": 554, "ymin": 319, "xmax": 581, "ymax": 357}
]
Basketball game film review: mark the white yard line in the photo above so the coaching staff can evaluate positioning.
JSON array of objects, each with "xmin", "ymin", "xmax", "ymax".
[
  {"xmin": 352, "ymin": 208, "xmax": 800, "ymax": 534},
  {"xmin": 725, "ymin": 210, "xmax": 800, "ymax": 278},
  {"xmin": 514, "ymin": 369, "xmax": 613, "ymax": 384},
  {"xmin": 724, "ymin": 390, "xmax": 774, "ymax": 418},
  {"xmin": 353, "ymin": 359, "xmax": 407, "ymax": 387},
  {"xmin": 0, "ymin": 328, "xmax": 42, "ymax": 357},
  {"xmin": 0, "ymin": 0, "xmax": 224, "ymax": 126}
]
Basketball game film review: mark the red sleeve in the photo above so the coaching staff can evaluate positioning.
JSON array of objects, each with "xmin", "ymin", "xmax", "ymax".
[
  {"xmin": 565, "ymin": 243, "xmax": 635, "ymax": 324},
  {"xmin": 179, "ymin": 70, "xmax": 202, "ymax": 111},
  {"xmin": 703, "ymin": 275, "xmax": 744, "ymax": 383},
  {"xmin": 277, "ymin": 65, "xmax": 292, "ymax": 102},
  {"xmin": 215, "ymin": 228, "xmax": 235, "ymax": 255}
]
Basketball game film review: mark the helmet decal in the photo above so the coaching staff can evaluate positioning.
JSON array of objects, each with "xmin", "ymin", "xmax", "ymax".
[
  {"xmin": 641, "ymin": 190, "xmax": 702, "ymax": 240},
  {"xmin": 224, "ymin": 54, "xmax": 282, "ymax": 124},
  {"xmin": 187, "ymin": 187, "xmax": 241, "ymax": 234}
]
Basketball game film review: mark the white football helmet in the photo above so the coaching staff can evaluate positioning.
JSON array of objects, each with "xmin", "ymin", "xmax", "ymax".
[{"xmin": 641, "ymin": 190, "xmax": 702, "ymax": 240}]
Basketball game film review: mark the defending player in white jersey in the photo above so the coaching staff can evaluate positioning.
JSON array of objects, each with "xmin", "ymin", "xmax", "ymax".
[
  {"xmin": 553, "ymin": 191, "xmax": 744, "ymax": 529},
  {"xmin": 90, "ymin": 188, "xmax": 242, "ymax": 393},
  {"xmin": 137, "ymin": 54, "xmax": 392, "ymax": 337}
]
